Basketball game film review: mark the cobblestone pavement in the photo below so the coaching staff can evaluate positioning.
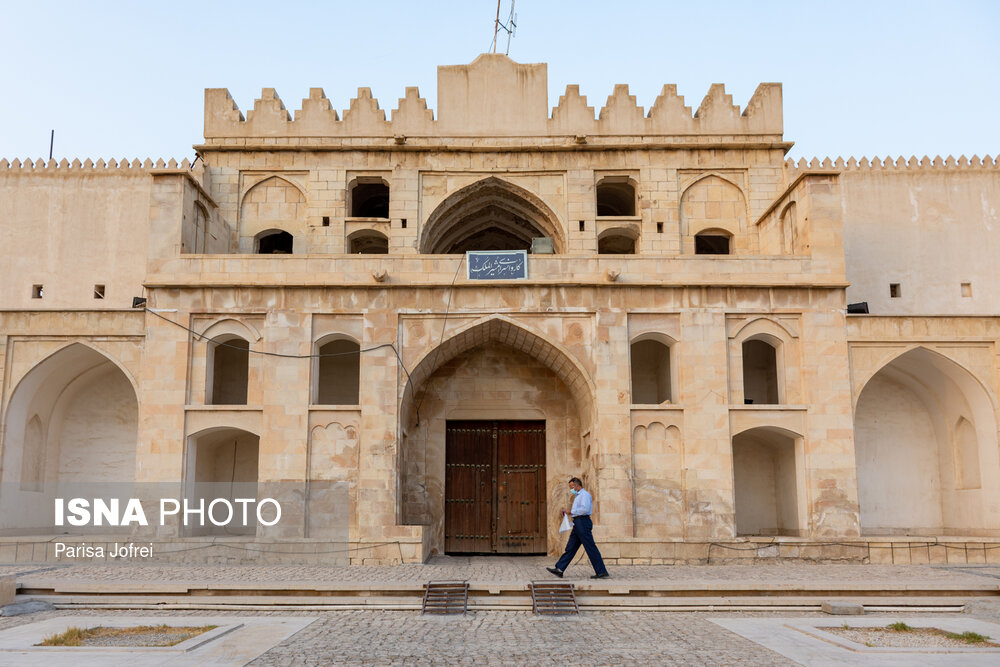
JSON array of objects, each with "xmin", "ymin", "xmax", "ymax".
[
  {"xmin": 0, "ymin": 608, "xmax": 800, "ymax": 666},
  {"xmin": 4, "ymin": 558, "xmax": 1000, "ymax": 587},
  {"xmin": 3, "ymin": 604, "xmax": 1000, "ymax": 666}
]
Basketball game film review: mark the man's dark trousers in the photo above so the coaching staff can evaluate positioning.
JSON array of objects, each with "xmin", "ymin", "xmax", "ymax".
[{"xmin": 555, "ymin": 515, "xmax": 608, "ymax": 575}]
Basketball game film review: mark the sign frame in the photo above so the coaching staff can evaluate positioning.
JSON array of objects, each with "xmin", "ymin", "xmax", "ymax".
[{"xmin": 465, "ymin": 250, "xmax": 529, "ymax": 281}]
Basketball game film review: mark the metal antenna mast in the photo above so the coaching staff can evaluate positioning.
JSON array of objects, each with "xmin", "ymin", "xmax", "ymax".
[{"xmin": 491, "ymin": 0, "xmax": 517, "ymax": 55}]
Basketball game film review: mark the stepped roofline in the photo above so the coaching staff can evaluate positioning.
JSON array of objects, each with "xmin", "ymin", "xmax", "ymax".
[{"xmin": 202, "ymin": 54, "xmax": 783, "ymax": 145}]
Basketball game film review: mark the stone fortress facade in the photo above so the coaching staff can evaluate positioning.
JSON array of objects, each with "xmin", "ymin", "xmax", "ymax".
[{"xmin": 1, "ymin": 55, "xmax": 999, "ymax": 564}]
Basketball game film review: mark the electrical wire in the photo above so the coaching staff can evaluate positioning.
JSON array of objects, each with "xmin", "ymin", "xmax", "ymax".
[
  {"xmin": 412, "ymin": 255, "xmax": 465, "ymax": 425},
  {"xmin": 142, "ymin": 306, "xmax": 414, "ymax": 400}
]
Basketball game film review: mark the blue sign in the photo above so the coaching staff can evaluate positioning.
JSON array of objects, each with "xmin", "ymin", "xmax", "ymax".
[{"xmin": 466, "ymin": 250, "xmax": 528, "ymax": 280}]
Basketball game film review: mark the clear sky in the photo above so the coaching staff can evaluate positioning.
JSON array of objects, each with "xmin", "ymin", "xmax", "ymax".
[{"xmin": 1, "ymin": 1, "xmax": 998, "ymax": 162}]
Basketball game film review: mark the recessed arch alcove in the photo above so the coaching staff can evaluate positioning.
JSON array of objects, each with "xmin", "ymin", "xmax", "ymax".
[
  {"xmin": 853, "ymin": 347, "xmax": 1000, "ymax": 536},
  {"xmin": 420, "ymin": 177, "xmax": 565, "ymax": 254},
  {"xmin": 0, "ymin": 343, "xmax": 138, "ymax": 533},
  {"xmin": 398, "ymin": 316, "xmax": 595, "ymax": 556}
]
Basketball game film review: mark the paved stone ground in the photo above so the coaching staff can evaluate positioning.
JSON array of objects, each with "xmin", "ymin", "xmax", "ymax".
[
  {"xmin": 1, "ymin": 560, "xmax": 999, "ymax": 665},
  {"xmin": 0, "ymin": 608, "xmax": 801, "ymax": 666},
  {"xmin": 5, "ymin": 557, "xmax": 1000, "ymax": 587},
  {"xmin": 3, "ymin": 604, "xmax": 1000, "ymax": 666}
]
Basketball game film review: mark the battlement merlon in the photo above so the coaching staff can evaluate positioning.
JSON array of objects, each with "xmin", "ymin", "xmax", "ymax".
[{"xmin": 201, "ymin": 54, "xmax": 784, "ymax": 144}]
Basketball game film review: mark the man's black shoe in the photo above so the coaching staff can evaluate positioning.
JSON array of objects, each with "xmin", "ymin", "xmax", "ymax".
[
  {"xmin": 546, "ymin": 567, "xmax": 563, "ymax": 578},
  {"xmin": 590, "ymin": 572, "xmax": 610, "ymax": 579}
]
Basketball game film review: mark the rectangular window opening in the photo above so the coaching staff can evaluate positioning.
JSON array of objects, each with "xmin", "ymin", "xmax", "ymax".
[
  {"xmin": 578, "ymin": 220, "xmax": 585, "ymax": 232},
  {"xmin": 401, "ymin": 218, "xmax": 407, "ymax": 229},
  {"xmin": 656, "ymin": 222, "xmax": 664, "ymax": 234},
  {"xmin": 93, "ymin": 284, "xmax": 105, "ymax": 299},
  {"xmin": 322, "ymin": 216, "xmax": 330, "ymax": 227},
  {"xmin": 961, "ymin": 282, "xmax": 972, "ymax": 298},
  {"xmin": 31, "ymin": 284, "xmax": 43, "ymax": 299},
  {"xmin": 889, "ymin": 283, "xmax": 901, "ymax": 298}
]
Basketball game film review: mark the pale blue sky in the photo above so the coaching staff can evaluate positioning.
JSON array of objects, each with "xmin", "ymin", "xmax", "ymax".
[{"xmin": 1, "ymin": 1, "xmax": 997, "ymax": 162}]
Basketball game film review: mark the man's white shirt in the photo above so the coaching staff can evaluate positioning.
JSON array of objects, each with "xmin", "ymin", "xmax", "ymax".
[{"xmin": 570, "ymin": 488, "xmax": 593, "ymax": 517}]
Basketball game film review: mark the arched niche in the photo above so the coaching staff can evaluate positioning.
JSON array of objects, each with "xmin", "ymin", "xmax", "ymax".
[
  {"xmin": 731, "ymin": 426, "xmax": 806, "ymax": 536},
  {"xmin": 348, "ymin": 177, "xmax": 390, "ymax": 218},
  {"xmin": 207, "ymin": 335, "xmax": 250, "ymax": 405},
  {"xmin": 348, "ymin": 229, "xmax": 389, "ymax": 254},
  {"xmin": 730, "ymin": 317, "xmax": 799, "ymax": 405},
  {"xmin": 398, "ymin": 316, "xmax": 596, "ymax": 557},
  {"xmin": 853, "ymin": 347, "xmax": 1000, "ymax": 535},
  {"xmin": 314, "ymin": 335, "xmax": 361, "ymax": 405},
  {"xmin": 420, "ymin": 177, "xmax": 565, "ymax": 254},
  {"xmin": 0, "ymin": 343, "xmax": 138, "ymax": 533},
  {"xmin": 184, "ymin": 427, "xmax": 260, "ymax": 537},
  {"xmin": 694, "ymin": 228, "xmax": 732, "ymax": 255},
  {"xmin": 630, "ymin": 334, "xmax": 675, "ymax": 404},
  {"xmin": 255, "ymin": 229, "xmax": 294, "ymax": 254},
  {"xmin": 680, "ymin": 174, "xmax": 747, "ymax": 254},
  {"xmin": 239, "ymin": 175, "xmax": 306, "ymax": 253},
  {"xmin": 597, "ymin": 226, "xmax": 638, "ymax": 254},
  {"xmin": 596, "ymin": 176, "xmax": 637, "ymax": 217}
]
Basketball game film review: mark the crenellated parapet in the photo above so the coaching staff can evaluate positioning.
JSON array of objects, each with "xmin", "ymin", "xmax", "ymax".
[
  {"xmin": 0, "ymin": 157, "xmax": 200, "ymax": 172},
  {"xmin": 785, "ymin": 154, "xmax": 1000, "ymax": 181},
  {"xmin": 202, "ymin": 54, "xmax": 783, "ymax": 144}
]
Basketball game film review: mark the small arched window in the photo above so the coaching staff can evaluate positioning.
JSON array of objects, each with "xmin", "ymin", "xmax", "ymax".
[
  {"xmin": 596, "ymin": 178, "xmax": 636, "ymax": 216},
  {"xmin": 631, "ymin": 339, "xmax": 672, "ymax": 404},
  {"xmin": 349, "ymin": 230, "xmax": 389, "ymax": 254},
  {"xmin": 598, "ymin": 232, "xmax": 637, "ymax": 255},
  {"xmin": 742, "ymin": 339, "xmax": 779, "ymax": 405},
  {"xmin": 256, "ymin": 230, "xmax": 293, "ymax": 254},
  {"xmin": 350, "ymin": 179, "xmax": 390, "ymax": 218},
  {"xmin": 694, "ymin": 230, "xmax": 731, "ymax": 255},
  {"xmin": 208, "ymin": 335, "xmax": 250, "ymax": 405},
  {"xmin": 316, "ymin": 338, "xmax": 361, "ymax": 405}
]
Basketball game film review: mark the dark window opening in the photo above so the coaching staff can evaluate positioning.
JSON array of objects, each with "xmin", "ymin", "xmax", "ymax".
[
  {"xmin": 742, "ymin": 339, "xmax": 779, "ymax": 405},
  {"xmin": 93, "ymin": 284, "xmax": 105, "ymax": 299},
  {"xmin": 322, "ymin": 216, "xmax": 330, "ymax": 227},
  {"xmin": 695, "ymin": 233, "xmax": 731, "ymax": 255},
  {"xmin": 598, "ymin": 234, "xmax": 636, "ymax": 254},
  {"xmin": 401, "ymin": 218, "xmax": 407, "ymax": 229},
  {"xmin": 351, "ymin": 181, "xmax": 390, "ymax": 218},
  {"xmin": 316, "ymin": 339, "xmax": 360, "ymax": 404},
  {"xmin": 257, "ymin": 231, "xmax": 293, "ymax": 254},
  {"xmin": 889, "ymin": 283, "xmax": 901, "ymax": 298},
  {"xmin": 596, "ymin": 180, "xmax": 636, "ymax": 216},
  {"xmin": 350, "ymin": 232, "xmax": 389, "ymax": 254},
  {"xmin": 656, "ymin": 222, "xmax": 664, "ymax": 234},
  {"xmin": 31, "ymin": 285, "xmax": 43, "ymax": 299},
  {"xmin": 210, "ymin": 338, "xmax": 249, "ymax": 405},
  {"xmin": 631, "ymin": 339, "xmax": 671, "ymax": 403},
  {"xmin": 579, "ymin": 220, "xmax": 586, "ymax": 232}
]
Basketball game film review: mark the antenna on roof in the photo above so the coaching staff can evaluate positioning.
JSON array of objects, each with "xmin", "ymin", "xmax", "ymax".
[{"xmin": 490, "ymin": 0, "xmax": 517, "ymax": 55}]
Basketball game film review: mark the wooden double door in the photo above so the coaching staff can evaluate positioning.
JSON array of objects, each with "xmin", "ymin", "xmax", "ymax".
[{"xmin": 444, "ymin": 420, "xmax": 547, "ymax": 554}]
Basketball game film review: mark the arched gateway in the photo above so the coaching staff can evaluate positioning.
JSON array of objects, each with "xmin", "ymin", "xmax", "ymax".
[{"xmin": 399, "ymin": 316, "xmax": 595, "ymax": 556}]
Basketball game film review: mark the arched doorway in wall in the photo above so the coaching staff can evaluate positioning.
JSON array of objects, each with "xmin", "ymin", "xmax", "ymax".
[
  {"xmin": 185, "ymin": 427, "xmax": 260, "ymax": 537},
  {"xmin": 731, "ymin": 426, "xmax": 806, "ymax": 537},
  {"xmin": 0, "ymin": 343, "xmax": 138, "ymax": 533},
  {"xmin": 399, "ymin": 317, "xmax": 595, "ymax": 556},
  {"xmin": 853, "ymin": 347, "xmax": 999, "ymax": 536},
  {"xmin": 420, "ymin": 177, "xmax": 565, "ymax": 254}
]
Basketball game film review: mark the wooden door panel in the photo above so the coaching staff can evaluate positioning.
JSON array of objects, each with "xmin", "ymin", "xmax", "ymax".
[
  {"xmin": 446, "ymin": 420, "xmax": 546, "ymax": 554},
  {"xmin": 497, "ymin": 421, "xmax": 546, "ymax": 554},
  {"xmin": 445, "ymin": 421, "xmax": 493, "ymax": 553}
]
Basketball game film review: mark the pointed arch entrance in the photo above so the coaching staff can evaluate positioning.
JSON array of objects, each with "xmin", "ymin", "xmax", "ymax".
[
  {"xmin": 420, "ymin": 177, "xmax": 566, "ymax": 254},
  {"xmin": 854, "ymin": 347, "xmax": 1000, "ymax": 535},
  {"xmin": 399, "ymin": 317, "xmax": 595, "ymax": 556},
  {"xmin": 0, "ymin": 343, "xmax": 138, "ymax": 533}
]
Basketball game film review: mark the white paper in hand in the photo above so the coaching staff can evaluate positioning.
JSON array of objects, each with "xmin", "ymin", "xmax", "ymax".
[{"xmin": 559, "ymin": 514, "xmax": 572, "ymax": 533}]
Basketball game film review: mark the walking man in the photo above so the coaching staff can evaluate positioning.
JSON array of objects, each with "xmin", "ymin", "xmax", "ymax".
[{"xmin": 547, "ymin": 477, "xmax": 609, "ymax": 579}]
